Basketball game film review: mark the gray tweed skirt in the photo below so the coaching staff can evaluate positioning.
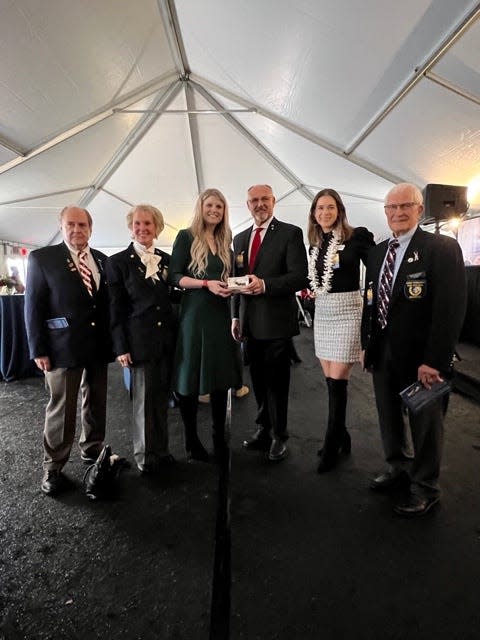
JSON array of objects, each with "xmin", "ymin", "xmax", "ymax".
[{"xmin": 314, "ymin": 290, "xmax": 363, "ymax": 362}]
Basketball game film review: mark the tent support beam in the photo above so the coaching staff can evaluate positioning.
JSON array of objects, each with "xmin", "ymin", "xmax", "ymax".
[
  {"xmin": 0, "ymin": 72, "xmax": 179, "ymax": 177},
  {"xmin": 192, "ymin": 81, "xmax": 315, "ymax": 202},
  {"xmin": 157, "ymin": 0, "xmax": 191, "ymax": 76},
  {"xmin": 0, "ymin": 136, "xmax": 24, "ymax": 157},
  {"xmin": 46, "ymin": 80, "xmax": 183, "ymax": 245},
  {"xmin": 0, "ymin": 187, "xmax": 91, "ymax": 207},
  {"xmin": 344, "ymin": 3, "xmax": 480, "ymax": 154},
  {"xmin": 424, "ymin": 71, "xmax": 480, "ymax": 107},
  {"xmin": 191, "ymin": 74, "xmax": 403, "ymax": 186},
  {"xmin": 99, "ymin": 188, "xmax": 179, "ymax": 231},
  {"xmin": 185, "ymin": 83, "xmax": 205, "ymax": 193}
]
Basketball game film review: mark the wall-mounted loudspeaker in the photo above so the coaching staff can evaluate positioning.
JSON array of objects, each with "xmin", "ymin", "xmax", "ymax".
[{"xmin": 422, "ymin": 183, "xmax": 468, "ymax": 225}]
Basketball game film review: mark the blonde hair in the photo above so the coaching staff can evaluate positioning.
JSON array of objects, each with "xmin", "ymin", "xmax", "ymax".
[
  {"xmin": 189, "ymin": 189, "xmax": 232, "ymax": 280},
  {"xmin": 307, "ymin": 188, "xmax": 353, "ymax": 247},
  {"xmin": 127, "ymin": 204, "xmax": 165, "ymax": 237}
]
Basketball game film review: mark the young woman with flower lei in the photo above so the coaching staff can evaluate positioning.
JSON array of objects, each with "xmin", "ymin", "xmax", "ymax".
[{"xmin": 307, "ymin": 188, "xmax": 374, "ymax": 473}]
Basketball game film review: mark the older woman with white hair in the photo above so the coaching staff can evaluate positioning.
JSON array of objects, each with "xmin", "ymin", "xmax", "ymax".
[{"xmin": 106, "ymin": 204, "xmax": 177, "ymax": 473}]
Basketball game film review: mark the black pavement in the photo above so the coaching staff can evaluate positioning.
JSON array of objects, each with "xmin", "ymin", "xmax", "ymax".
[{"xmin": 1, "ymin": 328, "xmax": 479, "ymax": 639}]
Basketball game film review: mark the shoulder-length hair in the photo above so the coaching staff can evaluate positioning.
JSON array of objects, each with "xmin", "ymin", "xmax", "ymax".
[
  {"xmin": 189, "ymin": 188, "xmax": 232, "ymax": 280},
  {"xmin": 307, "ymin": 188, "xmax": 353, "ymax": 247},
  {"xmin": 126, "ymin": 204, "xmax": 165, "ymax": 238}
]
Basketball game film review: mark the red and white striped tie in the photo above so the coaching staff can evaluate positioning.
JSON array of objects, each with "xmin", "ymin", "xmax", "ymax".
[{"xmin": 78, "ymin": 251, "xmax": 94, "ymax": 296}]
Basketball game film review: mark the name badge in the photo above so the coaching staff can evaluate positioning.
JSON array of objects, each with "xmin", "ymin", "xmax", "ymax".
[{"xmin": 404, "ymin": 271, "xmax": 426, "ymax": 300}]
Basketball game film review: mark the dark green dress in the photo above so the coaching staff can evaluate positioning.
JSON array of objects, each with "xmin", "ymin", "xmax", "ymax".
[{"xmin": 169, "ymin": 229, "xmax": 241, "ymax": 395}]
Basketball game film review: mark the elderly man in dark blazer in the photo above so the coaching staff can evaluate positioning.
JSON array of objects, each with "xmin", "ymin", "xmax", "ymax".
[
  {"xmin": 106, "ymin": 204, "xmax": 176, "ymax": 474},
  {"xmin": 362, "ymin": 183, "xmax": 466, "ymax": 517},
  {"xmin": 25, "ymin": 206, "xmax": 112, "ymax": 495},
  {"xmin": 232, "ymin": 184, "xmax": 308, "ymax": 461}
]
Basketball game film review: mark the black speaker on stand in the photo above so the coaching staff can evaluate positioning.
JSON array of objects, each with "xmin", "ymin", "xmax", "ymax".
[{"xmin": 422, "ymin": 183, "xmax": 469, "ymax": 233}]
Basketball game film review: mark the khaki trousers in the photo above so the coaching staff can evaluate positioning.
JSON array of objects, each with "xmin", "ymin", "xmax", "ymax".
[{"xmin": 43, "ymin": 364, "xmax": 108, "ymax": 470}]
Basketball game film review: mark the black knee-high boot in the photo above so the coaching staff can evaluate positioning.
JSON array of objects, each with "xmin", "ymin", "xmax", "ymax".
[
  {"xmin": 178, "ymin": 394, "xmax": 209, "ymax": 461},
  {"xmin": 317, "ymin": 378, "xmax": 350, "ymax": 473},
  {"xmin": 210, "ymin": 390, "xmax": 228, "ymax": 460}
]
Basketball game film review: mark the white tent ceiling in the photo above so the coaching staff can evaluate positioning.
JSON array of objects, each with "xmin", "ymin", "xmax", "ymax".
[{"xmin": 0, "ymin": 0, "xmax": 479, "ymax": 251}]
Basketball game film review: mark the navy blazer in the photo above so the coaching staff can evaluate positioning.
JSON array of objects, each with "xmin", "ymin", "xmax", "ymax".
[
  {"xmin": 24, "ymin": 242, "xmax": 112, "ymax": 368},
  {"xmin": 106, "ymin": 243, "xmax": 176, "ymax": 363},
  {"xmin": 361, "ymin": 227, "xmax": 467, "ymax": 381},
  {"xmin": 232, "ymin": 218, "xmax": 308, "ymax": 340}
]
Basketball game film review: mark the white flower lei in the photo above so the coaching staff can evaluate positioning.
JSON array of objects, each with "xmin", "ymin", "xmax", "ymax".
[{"xmin": 308, "ymin": 231, "xmax": 341, "ymax": 295}]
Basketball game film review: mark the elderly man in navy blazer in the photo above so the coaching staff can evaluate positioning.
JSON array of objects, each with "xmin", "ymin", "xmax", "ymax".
[
  {"xmin": 25, "ymin": 206, "xmax": 112, "ymax": 495},
  {"xmin": 361, "ymin": 183, "xmax": 466, "ymax": 517},
  {"xmin": 232, "ymin": 184, "xmax": 308, "ymax": 461}
]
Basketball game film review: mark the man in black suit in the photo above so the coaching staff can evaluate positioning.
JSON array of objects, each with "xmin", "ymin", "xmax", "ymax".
[
  {"xmin": 232, "ymin": 184, "xmax": 308, "ymax": 461},
  {"xmin": 362, "ymin": 183, "xmax": 466, "ymax": 517},
  {"xmin": 25, "ymin": 206, "xmax": 112, "ymax": 495}
]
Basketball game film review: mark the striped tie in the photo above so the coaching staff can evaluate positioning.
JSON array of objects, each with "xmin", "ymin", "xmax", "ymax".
[
  {"xmin": 78, "ymin": 251, "xmax": 94, "ymax": 296},
  {"xmin": 377, "ymin": 239, "xmax": 399, "ymax": 329}
]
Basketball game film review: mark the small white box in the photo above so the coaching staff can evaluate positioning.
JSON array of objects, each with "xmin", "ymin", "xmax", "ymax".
[{"xmin": 227, "ymin": 275, "xmax": 250, "ymax": 291}]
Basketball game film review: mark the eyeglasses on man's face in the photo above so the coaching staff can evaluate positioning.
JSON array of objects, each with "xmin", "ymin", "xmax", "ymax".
[{"xmin": 384, "ymin": 202, "xmax": 420, "ymax": 212}]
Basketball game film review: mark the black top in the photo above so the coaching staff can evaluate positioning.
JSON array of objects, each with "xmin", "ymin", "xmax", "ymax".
[{"xmin": 311, "ymin": 226, "xmax": 375, "ymax": 293}]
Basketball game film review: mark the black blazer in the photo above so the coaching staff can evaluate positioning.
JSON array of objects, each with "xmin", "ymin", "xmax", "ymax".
[
  {"xmin": 361, "ymin": 227, "xmax": 467, "ymax": 381},
  {"xmin": 24, "ymin": 242, "xmax": 112, "ymax": 368},
  {"xmin": 232, "ymin": 218, "xmax": 308, "ymax": 340},
  {"xmin": 106, "ymin": 243, "xmax": 176, "ymax": 363}
]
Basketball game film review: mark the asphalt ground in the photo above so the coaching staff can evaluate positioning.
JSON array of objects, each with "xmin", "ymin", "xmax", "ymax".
[{"xmin": 1, "ymin": 328, "xmax": 479, "ymax": 639}]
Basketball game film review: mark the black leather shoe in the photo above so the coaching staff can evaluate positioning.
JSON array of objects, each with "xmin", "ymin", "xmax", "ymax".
[
  {"xmin": 394, "ymin": 494, "xmax": 440, "ymax": 517},
  {"xmin": 81, "ymin": 450, "xmax": 101, "ymax": 464},
  {"xmin": 370, "ymin": 470, "xmax": 410, "ymax": 492},
  {"xmin": 268, "ymin": 439, "xmax": 287, "ymax": 461},
  {"xmin": 243, "ymin": 428, "xmax": 272, "ymax": 451},
  {"xmin": 41, "ymin": 470, "xmax": 65, "ymax": 495}
]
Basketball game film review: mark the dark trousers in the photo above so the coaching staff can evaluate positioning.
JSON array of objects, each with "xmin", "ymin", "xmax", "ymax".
[
  {"xmin": 372, "ymin": 338, "xmax": 444, "ymax": 497},
  {"xmin": 246, "ymin": 337, "xmax": 291, "ymax": 441}
]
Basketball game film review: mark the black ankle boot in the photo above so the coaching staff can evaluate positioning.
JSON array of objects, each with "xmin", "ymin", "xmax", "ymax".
[
  {"xmin": 178, "ymin": 394, "xmax": 209, "ymax": 461},
  {"xmin": 317, "ymin": 378, "xmax": 349, "ymax": 474}
]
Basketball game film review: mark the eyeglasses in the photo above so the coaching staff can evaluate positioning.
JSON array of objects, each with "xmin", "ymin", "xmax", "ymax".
[
  {"xmin": 384, "ymin": 202, "xmax": 420, "ymax": 212},
  {"xmin": 248, "ymin": 196, "xmax": 273, "ymax": 205}
]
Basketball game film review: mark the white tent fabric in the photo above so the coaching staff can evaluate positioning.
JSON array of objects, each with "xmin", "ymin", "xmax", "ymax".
[{"xmin": 0, "ymin": 0, "xmax": 479, "ymax": 252}]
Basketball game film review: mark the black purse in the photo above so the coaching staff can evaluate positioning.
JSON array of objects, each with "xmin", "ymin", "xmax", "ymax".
[{"xmin": 399, "ymin": 379, "xmax": 451, "ymax": 414}]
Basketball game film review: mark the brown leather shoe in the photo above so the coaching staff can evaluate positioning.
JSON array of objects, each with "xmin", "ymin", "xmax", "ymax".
[
  {"xmin": 41, "ymin": 470, "xmax": 65, "ymax": 495},
  {"xmin": 394, "ymin": 494, "xmax": 440, "ymax": 517}
]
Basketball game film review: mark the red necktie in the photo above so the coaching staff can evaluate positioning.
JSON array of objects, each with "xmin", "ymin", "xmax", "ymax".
[
  {"xmin": 78, "ymin": 251, "xmax": 94, "ymax": 296},
  {"xmin": 248, "ymin": 227, "xmax": 262, "ymax": 273}
]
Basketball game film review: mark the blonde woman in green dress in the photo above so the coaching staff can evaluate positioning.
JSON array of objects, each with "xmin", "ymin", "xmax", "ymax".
[{"xmin": 169, "ymin": 189, "xmax": 241, "ymax": 461}]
